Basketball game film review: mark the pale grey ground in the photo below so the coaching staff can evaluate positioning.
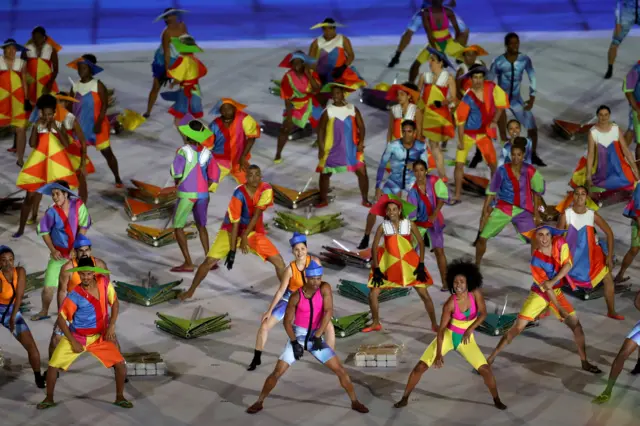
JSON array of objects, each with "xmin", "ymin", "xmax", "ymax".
[{"xmin": 1, "ymin": 37, "xmax": 640, "ymax": 426}]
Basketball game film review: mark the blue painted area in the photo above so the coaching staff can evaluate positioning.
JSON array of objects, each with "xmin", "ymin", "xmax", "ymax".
[{"xmin": 0, "ymin": 1, "xmax": 620, "ymax": 46}]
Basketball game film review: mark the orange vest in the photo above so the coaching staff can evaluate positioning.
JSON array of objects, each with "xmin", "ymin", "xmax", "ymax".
[
  {"xmin": 68, "ymin": 256, "xmax": 96, "ymax": 292},
  {"xmin": 287, "ymin": 255, "xmax": 311, "ymax": 292},
  {"xmin": 0, "ymin": 269, "xmax": 17, "ymax": 305}
]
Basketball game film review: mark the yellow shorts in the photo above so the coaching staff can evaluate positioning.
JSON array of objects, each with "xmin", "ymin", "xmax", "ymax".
[
  {"xmin": 518, "ymin": 289, "xmax": 576, "ymax": 322},
  {"xmin": 49, "ymin": 334, "xmax": 124, "ymax": 371},
  {"xmin": 207, "ymin": 230, "xmax": 279, "ymax": 261},
  {"xmin": 419, "ymin": 328, "xmax": 487, "ymax": 371},
  {"xmin": 455, "ymin": 133, "xmax": 497, "ymax": 165}
]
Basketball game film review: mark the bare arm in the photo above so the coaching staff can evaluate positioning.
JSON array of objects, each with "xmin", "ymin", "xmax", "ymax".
[
  {"xmin": 314, "ymin": 283, "xmax": 333, "ymax": 337},
  {"xmin": 11, "ymin": 267, "xmax": 26, "ymax": 316},
  {"xmin": 29, "ymin": 124, "xmax": 39, "ymax": 148},
  {"xmin": 265, "ymin": 266, "xmax": 293, "ymax": 316},
  {"xmin": 586, "ymin": 132, "xmax": 595, "ymax": 181},
  {"xmin": 446, "ymin": 8, "xmax": 461, "ymax": 39},
  {"xmin": 240, "ymin": 138, "xmax": 255, "ymax": 164},
  {"xmin": 417, "ymin": 73, "xmax": 425, "ymax": 93},
  {"xmin": 370, "ymin": 225, "xmax": 384, "ymax": 269},
  {"xmin": 557, "ymin": 211, "xmax": 567, "ymax": 230},
  {"xmin": 96, "ymin": 80, "xmax": 108, "ymax": 125},
  {"xmin": 305, "ymin": 67, "xmax": 321, "ymax": 92},
  {"xmin": 283, "ymin": 291, "xmax": 300, "ymax": 341},
  {"xmin": 635, "ymin": 290, "xmax": 640, "ymax": 311},
  {"xmin": 317, "ymin": 111, "xmax": 328, "ymax": 156},
  {"xmin": 342, "ymin": 36, "xmax": 355, "ymax": 66},
  {"xmin": 48, "ymin": 49, "xmax": 59, "ymax": 92},
  {"xmin": 447, "ymin": 75, "xmax": 457, "ymax": 103},
  {"xmin": 625, "ymin": 92, "xmax": 640, "ymax": 114},
  {"xmin": 161, "ymin": 29, "xmax": 172, "ymax": 71},
  {"xmin": 619, "ymin": 126, "xmax": 639, "ymax": 179},
  {"xmin": 594, "ymin": 212, "xmax": 615, "ymax": 261},
  {"xmin": 108, "ymin": 297, "xmax": 119, "ymax": 330},
  {"xmin": 57, "ymin": 261, "xmax": 72, "ymax": 310},
  {"xmin": 414, "ymin": 108, "xmax": 424, "ymax": 139},
  {"xmin": 355, "ymin": 106, "xmax": 366, "ymax": 148},
  {"xmin": 73, "ymin": 118, "xmax": 88, "ymax": 167},
  {"xmin": 465, "ymin": 290, "xmax": 487, "ymax": 333},
  {"xmin": 410, "ymin": 221, "xmax": 425, "ymax": 262},
  {"xmin": 20, "ymin": 62, "xmax": 28, "ymax": 100},
  {"xmin": 241, "ymin": 207, "xmax": 263, "ymax": 241},
  {"xmin": 229, "ymin": 221, "xmax": 241, "ymax": 252},
  {"xmin": 386, "ymin": 110, "xmax": 395, "ymax": 142},
  {"xmin": 53, "ymin": 120, "xmax": 70, "ymax": 148},
  {"xmin": 308, "ymin": 40, "xmax": 318, "ymax": 60}
]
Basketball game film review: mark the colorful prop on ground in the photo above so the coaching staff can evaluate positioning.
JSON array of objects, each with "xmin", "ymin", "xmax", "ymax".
[
  {"xmin": 0, "ymin": 190, "xmax": 24, "ymax": 214},
  {"xmin": 272, "ymin": 183, "xmax": 324, "ymax": 209},
  {"xmin": 354, "ymin": 343, "xmax": 403, "ymax": 368},
  {"xmin": 19, "ymin": 294, "xmax": 32, "ymax": 313},
  {"xmin": 462, "ymin": 174, "xmax": 489, "ymax": 197},
  {"xmin": 562, "ymin": 282, "xmax": 631, "ymax": 301},
  {"xmin": 125, "ymin": 197, "xmax": 174, "ymax": 222},
  {"xmin": 113, "ymin": 273, "xmax": 182, "ymax": 306},
  {"xmin": 124, "ymin": 352, "xmax": 167, "ymax": 376},
  {"xmin": 332, "ymin": 312, "xmax": 371, "ymax": 338},
  {"xmin": 25, "ymin": 270, "xmax": 46, "ymax": 293},
  {"xmin": 155, "ymin": 306, "xmax": 231, "ymax": 339},
  {"xmin": 320, "ymin": 246, "xmax": 372, "ymax": 269},
  {"xmin": 538, "ymin": 197, "xmax": 561, "ymax": 223},
  {"xmin": 477, "ymin": 296, "xmax": 539, "ymax": 336},
  {"xmin": 274, "ymin": 211, "xmax": 344, "ymax": 235},
  {"xmin": 359, "ymin": 82, "xmax": 393, "ymax": 111},
  {"xmin": 552, "ymin": 118, "xmax": 596, "ymax": 140},
  {"xmin": 268, "ymin": 79, "xmax": 281, "ymax": 97},
  {"xmin": 127, "ymin": 223, "xmax": 196, "ymax": 247},
  {"xmin": 116, "ymin": 109, "xmax": 147, "ymax": 132},
  {"xmin": 128, "ymin": 180, "xmax": 177, "ymax": 204},
  {"xmin": 260, "ymin": 120, "xmax": 313, "ymax": 141},
  {"xmin": 337, "ymin": 279, "xmax": 410, "ymax": 304}
]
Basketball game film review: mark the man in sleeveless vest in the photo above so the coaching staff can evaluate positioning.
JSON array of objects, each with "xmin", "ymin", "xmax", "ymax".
[{"xmin": 246, "ymin": 261, "xmax": 369, "ymax": 414}]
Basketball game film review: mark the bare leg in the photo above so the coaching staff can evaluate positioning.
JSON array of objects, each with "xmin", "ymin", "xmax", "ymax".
[
  {"xmin": 36, "ymin": 287, "xmax": 56, "ymax": 318},
  {"xmin": 433, "ymin": 248, "xmax": 448, "ymax": 290},
  {"xmin": 394, "ymin": 360, "xmax": 429, "ymax": 407},
  {"xmin": 367, "ymin": 287, "xmax": 382, "ymax": 328},
  {"xmin": 144, "ymin": 78, "xmax": 162, "ymax": 116},
  {"xmin": 318, "ymin": 173, "xmax": 331, "ymax": 205},
  {"xmin": 453, "ymin": 162, "xmax": 464, "ymax": 200},
  {"xmin": 477, "ymin": 364, "xmax": 507, "ymax": 409},
  {"xmin": 15, "ymin": 191, "xmax": 36, "ymax": 237},
  {"xmin": 266, "ymin": 254, "xmax": 286, "ymax": 282},
  {"xmin": 77, "ymin": 172, "xmax": 88, "ymax": 204},
  {"xmin": 409, "ymin": 60, "xmax": 421, "ymax": 83},
  {"xmin": 594, "ymin": 339, "xmax": 637, "ymax": 402},
  {"xmin": 247, "ymin": 360, "xmax": 290, "ymax": 413},
  {"xmin": 15, "ymin": 126, "xmax": 26, "ymax": 166},
  {"xmin": 325, "ymin": 322, "xmax": 336, "ymax": 349},
  {"xmin": 113, "ymin": 361, "xmax": 129, "ymax": 403},
  {"xmin": 455, "ymin": 30, "xmax": 470, "ymax": 47},
  {"xmin": 415, "ymin": 287, "xmax": 438, "ymax": 330},
  {"xmin": 254, "ymin": 315, "xmax": 280, "ymax": 352},
  {"xmin": 355, "ymin": 167, "xmax": 370, "ymax": 204},
  {"xmin": 601, "ymin": 273, "xmax": 623, "ymax": 319},
  {"xmin": 16, "ymin": 330, "xmax": 44, "ymax": 387},
  {"xmin": 475, "ymin": 237, "xmax": 488, "ymax": 266},
  {"xmin": 174, "ymin": 228, "xmax": 194, "ymax": 270},
  {"xmin": 605, "ymin": 43, "xmax": 619, "ymax": 78},
  {"xmin": 396, "ymin": 30, "xmax": 414, "ymax": 53},
  {"xmin": 274, "ymin": 120, "xmax": 294, "ymax": 161},
  {"xmin": 40, "ymin": 366, "xmax": 59, "ymax": 405},
  {"xmin": 488, "ymin": 161, "xmax": 497, "ymax": 177},
  {"xmin": 487, "ymin": 319, "xmax": 528, "ymax": 365},
  {"xmin": 48, "ymin": 333, "xmax": 61, "ymax": 360},
  {"xmin": 178, "ymin": 256, "xmax": 219, "ymax": 300},
  {"xmin": 563, "ymin": 316, "xmax": 600, "ymax": 372},
  {"xmin": 100, "ymin": 147, "xmax": 123, "ymax": 185},
  {"xmin": 30, "ymin": 192, "xmax": 42, "ymax": 222},
  {"xmin": 358, "ymin": 213, "xmax": 378, "ymax": 249},
  {"xmin": 197, "ymin": 225, "xmax": 209, "ymax": 258},
  {"xmin": 614, "ymin": 247, "xmax": 639, "ymax": 282},
  {"xmin": 429, "ymin": 140, "xmax": 447, "ymax": 178},
  {"xmin": 323, "ymin": 357, "xmax": 368, "ymax": 412}
]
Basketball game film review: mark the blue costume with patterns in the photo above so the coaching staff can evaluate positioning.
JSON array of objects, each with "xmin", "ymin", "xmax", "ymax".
[
  {"xmin": 613, "ymin": 0, "xmax": 640, "ymax": 45},
  {"xmin": 489, "ymin": 54, "xmax": 537, "ymax": 130},
  {"xmin": 376, "ymin": 140, "xmax": 428, "ymax": 195}
]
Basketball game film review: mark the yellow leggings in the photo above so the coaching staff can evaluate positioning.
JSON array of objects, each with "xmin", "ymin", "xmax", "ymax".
[{"xmin": 419, "ymin": 328, "xmax": 488, "ymax": 371}]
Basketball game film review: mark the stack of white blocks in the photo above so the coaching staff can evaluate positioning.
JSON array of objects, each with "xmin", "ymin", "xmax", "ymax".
[
  {"xmin": 126, "ymin": 361, "xmax": 167, "ymax": 376},
  {"xmin": 354, "ymin": 344, "xmax": 402, "ymax": 368}
]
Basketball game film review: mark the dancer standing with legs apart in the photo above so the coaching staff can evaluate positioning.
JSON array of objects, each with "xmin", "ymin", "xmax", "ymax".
[
  {"xmin": 363, "ymin": 195, "xmax": 438, "ymax": 333},
  {"xmin": 247, "ymin": 261, "xmax": 368, "ymax": 414},
  {"xmin": 614, "ymin": 182, "xmax": 640, "ymax": 284},
  {"xmin": 486, "ymin": 225, "xmax": 602, "ymax": 374},
  {"xmin": 394, "ymin": 259, "xmax": 506, "ymax": 410},
  {"xmin": 604, "ymin": 0, "xmax": 640, "ymax": 79},
  {"xmin": 248, "ymin": 232, "xmax": 335, "ymax": 371},
  {"xmin": 556, "ymin": 186, "xmax": 624, "ymax": 320},
  {"xmin": 0, "ymin": 246, "xmax": 45, "ymax": 388},
  {"xmin": 0, "ymin": 39, "xmax": 29, "ymax": 166}
]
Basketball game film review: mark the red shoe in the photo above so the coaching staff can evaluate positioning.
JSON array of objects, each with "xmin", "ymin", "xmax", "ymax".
[
  {"xmin": 170, "ymin": 266, "xmax": 195, "ymax": 273},
  {"xmin": 210, "ymin": 264, "xmax": 219, "ymax": 271},
  {"xmin": 115, "ymin": 182, "xmax": 124, "ymax": 189},
  {"xmin": 361, "ymin": 200, "xmax": 372, "ymax": 208},
  {"xmin": 7, "ymin": 147, "xmax": 16, "ymax": 153},
  {"xmin": 607, "ymin": 313, "xmax": 625, "ymax": 320},
  {"xmin": 315, "ymin": 201, "xmax": 329, "ymax": 208},
  {"xmin": 361, "ymin": 323, "xmax": 382, "ymax": 333}
]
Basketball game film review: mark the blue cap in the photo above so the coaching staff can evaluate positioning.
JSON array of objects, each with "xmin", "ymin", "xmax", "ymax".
[
  {"xmin": 289, "ymin": 232, "xmax": 307, "ymax": 247},
  {"xmin": 73, "ymin": 235, "xmax": 92, "ymax": 249},
  {"xmin": 0, "ymin": 245, "xmax": 14, "ymax": 256},
  {"xmin": 305, "ymin": 260, "xmax": 323, "ymax": 278}
]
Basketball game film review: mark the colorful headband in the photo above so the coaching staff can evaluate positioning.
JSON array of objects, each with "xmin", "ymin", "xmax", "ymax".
[
  {"xmin": 73, "ymin": 235, "xmax": 92, "ymax": 249},
  {"xmin": 66, "ymin": 266, "xmax": 111, "ymax": 275},
  {"xmin": 289, "ymin": 232, "xmax": 307, "ymax": 247},
  {"xmin": 305, "ymin": 260, "xmax": 323, "ymax": 277}
]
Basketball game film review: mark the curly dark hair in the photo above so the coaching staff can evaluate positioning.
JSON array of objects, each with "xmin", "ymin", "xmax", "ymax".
[
  {"xmin": 446, "ymin": 259, "xmax": 483, "ymax": 294},
  {"xmin": 36, "ymin": 94, "xmax": 57, "ymax": 111}
]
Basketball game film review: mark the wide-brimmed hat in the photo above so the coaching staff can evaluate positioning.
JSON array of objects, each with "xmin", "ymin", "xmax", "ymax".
[
  {"xmin": 456, "ymin": 44, "xmax": 489, "ymax": 59},
  {"xmin": 67, "ymin": 57, "xmax": 104, "ymax": 75},
  {"xmin": 37, "ymin": 182, "xmax": 77, "ymax": 197},
  {"xmin": 458, "ymin": 64, "xmax": 488, "ymax": 80},
  {"xmin": 171, "ymin": 34, "xmax": 203, "ymax": 54},
  {"xmin": 385, "ymin": 84, "xmax": 420, "ymax": 103},
  {"xmin": 289, "ymin": 232, "xmax": 307, "ymax": 247},
  {"xmin": 426, "ymin": 47, "xmax": 454, "ymax": 69},
  {"xmin": 178, "ymin": 119, "xmax": 214, "ymax": 144},
  {"xmin": 73, "ymin": 235, "xmax": 92, "ymax": 249},
  {"xmin": 1, "ymin": 39, "xmax": 27, "ymax": 52},
  {"xmin": 154, "ymin": 8, "xmax": 188, "ymax": 23},
  {"xmin": 369, "ymin": 194, "xmax": 416, "ymax": 218},
  {"xmin": 522, "ymin": 224, "xmax": 567, "ymax": 241},
  {"xmin": 320, "ymin": 82, "xmax": 357, "ymax": 93},
  {"xmin": 67, "ymin": 266, "xmax": 111, "ymax": 275},
  {"xmin": 310, "ymin": 18, "xmax": 345, "ymax": 30},
  {"xmin": 279, "ymin": 51, "xmax": 316, "ymax": 68}
]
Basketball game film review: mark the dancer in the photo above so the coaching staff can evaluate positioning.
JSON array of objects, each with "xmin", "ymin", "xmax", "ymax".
[
  {"xmin": 623, "ymin": 60, "xmax": 640, "ymax": 158},
  {"xmin": 248, "ymin": 232, "xmax": 335, "ymax": 371},
  {"xmin": 475, "ymin": 139, "xmax": 543, "ymax": 265},
  {"xmin": 489, "ymin": 32, "xmax": 544, "ymax": 166},
  {"xmin": 569, "ymin": 105, "xmax": 639, "ymax": 193},
  {"xmin": 358, "ymin": 119, "xmax": 428, "ymax": 249},
  {"xmin": 31, "ymin": 181, "xmax": 91, "ymax": 321},
  {"xmin": 453, "ymin": 64, "xmax": 509, "ymax": 203},
  {"xmin": 417, "ymin": 48, "xmax": 455, "ymax": 178},
  {"xmin": 408, "ymin": 159, "xmax": 449, "ymax": 291},
  {"xmin": 557, "ymin": 186, "xmax": 624, "ymax": 319},
  {"xmin": 179, "ymin": 165, "xmax": 285, "ymax": 300},
  {"xmin": 455, "ymin": 45, "xmax": 488, "ymax": 95},
  {"xmin": 614, "ymin": 182, "xmax": 640, "ymax": 283},
  {"xmin": 24, "ymin": 26, "xmax": 59, "ymax": 106},
  {"xmin": 170, "ymin": 119, "xmax": 220, "ymax": 273},
  {"xmin": 246, "ymin": 260, "xmax": 369, "ymax": 414},
  {"xmin": 38, "ymin": 257, "xmax": 131, "ymax": 410},
  {"xmin": 0, "ymin": 245, "xmax": 45, "ymax": 388},
  {"xmin": 498, "ymin": 119, "xmax": 532, "ymax": 167},
  {"xmin": 144, "ymin": 8, "xmax": 188, "ymax": 118},
  {"xmin": 316, "ymin": 83, "xmax": 370, "ymax": 207},
  {"xmin": 208, "ymin": 98, "xmax": 260, "ymax": 191},
  {"xmin": 394, "ymin": 259, "xmax": 506, "ymax": 410},
  {"xmin": 69, "ymin": 54, "xmax": 123, "ymax": 187},
  {"xmin": 273, "ymin": 51, "xmax": 321, "ymax": 163},
  {"xmin": 486, "ymin": 225, "xmax": 602, "ymax": 374},
  {"xmin": 386, "ymin": 82, "xmax": 422, "ymax": 141},
  {"xmin": 14, "ymin": 94, "xmax": 77, "ymax": 238},
  {"xmin": 604, "ymin": 1, "xmax": 640, "ymax": 79},
  {"xmin": 364, "ymin": 194, "xmax": 438, "ymax": 332},
  {"xmin": 0, "ymin": 39, "xmax": 28, "ymax": 166}
]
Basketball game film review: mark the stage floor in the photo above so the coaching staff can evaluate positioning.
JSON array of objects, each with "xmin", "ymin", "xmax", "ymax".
[{"xmin": 1, "ymin": 36, "xmax": 639, "ymax": 426}]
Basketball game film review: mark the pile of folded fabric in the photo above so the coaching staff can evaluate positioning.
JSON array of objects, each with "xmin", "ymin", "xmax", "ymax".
[
  {"xmin": 331, "ymin": 311, "xmax": 371, "ymax": 338},
  {"xmin": 354, "ymin": 343, "xmax": 403, "ymax": 367},
  {"xmin": 320, "ymin": 247, "xmax": 371, "ymax": 269},
  {"xmin": 113, "ymin": 275, "xmax": 182, "ymax": 306},
  {"xmin": 127, "ymin": 223, "xmax": 196, "ymax": 247},
  {"xmin": 155, "ymin": 307, "xmax": 231, "ymax": 339},
  {"xmin": 271, "ymin": 184, "xmax": 323, "ymax": 209},
  {"xmin": 336, "ymin": 280, "xmax": 410, "ymax": 304},
  {"xmin": 124, "ymin": 180, "xmax": 177, "ymax": 221},
  {"xmin": 273, "ymin": 211, "xmax": 343, "ymax": 235},
  {"xmin": 123, "ymin": 352, "xmax": 167, "ymax": 376}
]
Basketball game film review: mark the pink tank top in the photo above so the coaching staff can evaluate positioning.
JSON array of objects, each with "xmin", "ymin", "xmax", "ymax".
[
  {"xmin": 429, "ymin": 8, "xmax": 451, "ymax": 42},
  {"xmin": 293, "ymin": 287, "xmax": 323, "ymax": 330},
  {"xmin": 451, "ymin": 293, "xmax": 477, "ymax": 320}
]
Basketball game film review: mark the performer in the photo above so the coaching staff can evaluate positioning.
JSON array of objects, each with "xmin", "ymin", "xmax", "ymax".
[
  {"xmin": 144, "ymin": 8, "xmax": 188, "ymax": 118},
  {"xmin": 358, "ymin": 120, "xmax": 428, "ymax": 249},
  {"xmin": 394, "ymin": 259, "xmax": 506, "ymax": 410},
  {"xmin": 69, "ymin": 54, "xmax": 123, "ymax": 187},
  {"xmin": 498, "ymin": 119, "xmax": 532, "ymax": 167},
  {"xmin": 14, "ymin": 94, "xmax": 76, "ymax": 238},
  {"xmin": 170, "ymin": 119, "xmax": 220, "ymax": 273},
  {"xmin": 569, "ymin": 105, "xmax": 639, "ymax": 193},
  {"xmin": 455, "ymin": 45, "xmax": 488, "ymax": 96},
  {"xmin": 0, "ymin": 246, "xmax": 45, "ymax": 388},
  {"xmin": 30, "ymin": 181, "xmax": 91, "ymax": 321},
  {"xmin": 0, "ymin": 39, "xmax": 28, "ymax": 166},
  {"xmin": 475, "ymin": 139, "xmax": 544, "ymax": 265},
  {"xmin": 486, "ymin": 225, "xmax": 602, "ymax": 374},
  {"xmin": 179, "ymin": 165, "xmax": 285, "ymax": 300},
  {"xmin": 316, "ymin": 83, "xmax": 370, "ymax": 207},
  {"xmin": 24, "ymin": 26, "xmax": 59, "ymax": 107},
  {"xmin": 364, "ymin": 195, "xmax": 438, "ymax": 332},
  {"xmin": 604, "ymin": 1, "xmax": 640, "ymax": 79},
  {"xmin": 207, "ymin": 98, "xmax": 260, "ymax": 191},
  {"xmin": 489, "ymin": 32, "xmax": 544, "ymax": 166},
  {"xmin": 614, "ymin": 182, "xmax": 640, "ymax": 283},
  {"xmin": 246, "ymin": 261, "xmax": 369, "ymax": 414},
  {"xmin": 248, "ymin": 232, "xmax": 335, "ymax": 371},
  {"xmin": 417, "ymin": 48, "xmax": 455, "ymax": 178},
  {"xmin": 38, "ymin": 257, "xmax": 131, "ymax": 410},
  {"xmin": 623, "ymin": 60, "xmax": 640, "ymax": 157},
  {"xmin": 408, "ymin": 159, "xmax": 449, "ymax": 291},
  {"xmin": 557, "ymin": 186, "xmax": 624, "ymax": 319},
  {"xmin": 273, "ymin": 51, "xmax": 321, "ymax": 163},
  {"xmin": 453, "ymin": 64, "xmax": 509, "ymax": 203},
  {"xmin": 386, "ymin": 82, "xmax": 422, "ymax": 142}
]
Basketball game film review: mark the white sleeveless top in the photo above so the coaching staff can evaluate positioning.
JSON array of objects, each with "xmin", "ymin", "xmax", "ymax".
[
  {"xmin": 326, "ymin": 103, "xmax": 355, "ymax": 121},
  {"xmin": 423, "ymin": 70, "xmax": 450, "ymax": 87},
  {"xmin": 565, "ymin": 207, "xmax": 595, "ymax": 230},
  {"xmin": 0, "ymin": 56, "xmax": 25, "ymax": 72},
  {"xmin": 37, "ymin": 120, "xmax": 65, "ymax": 134},
  {"xmin": 457, "ymin": 59, "xmax": 485, "ymax": 75},
  {"xmin": 391, "ymin": 103, "xmax": 417, "ymax": 120},
  {"xmin": 590, "ymin": 124, "xmax": 618, "ymax": 149},
  {"xmin": 25, "ymin": 43, "xmax": 53, "ymax": 60},
  {"xmin": 73, "ymin": 79, "xmax": 99, "ymax": 96},
  {"xmin": 317, "ymin": 34, "xmax": 344, "ymax": 53},
  {"xmin": 382, "ymin": 219, "xmax": 411, "ymax": 236}
]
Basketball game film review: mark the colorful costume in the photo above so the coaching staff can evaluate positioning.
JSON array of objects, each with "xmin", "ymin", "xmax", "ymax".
[
  {"xmin": 570, "ymin": 124, "xmax": 636, "ymax": 191},
  {"xmin": 419, "ymin": 293, "xmax": 487, "ymax": 370},
  {"xmin": 151, "ymin": 37, "xmax": 179, "ymax": 84},
  {"xmin": 49, "ymin": 274, "xmax": 124, "ymax": 371},
  {"xmin": 407, "ymin": 176, "xmax": 449, "ymax": 249},
  {"xmin": 489, "ymin": 54, "xmax": 537, "ymax": 130},
  {"xmin": 0, "ymin": 269, "xmax": 30, "ymax": 337},
  {"xmin": 316, "ymin": 102, "xmax": 364, "ymax": 174},
  {"xmin": 454, "ymin": 81, "xmax": 509, "ymax": 165},
  {"xmin": 623, "ymin": 184, "xmax": 640, "ymax": 249},
  {"xmin": 170, "ymin": 143, "xmax": 220, "ymax": 228},
  {"xmin": 72, "ymin": 78, "xmax": 110, "ymax": 151},
  {"xmin": 367, "ymin": 218, "xmax": 433, "ymax": 288},
  {"xmin": 390, "ymin": 103, "xmax": 418, "ymax": 139},
  {"xmin": 415, "ymin": 7, "xmax": 464, "ymax": 64},
  {"xmin": 563, "ymin": 208, "xmax": 609, "ymax": 289},
  {"xmin": 279, "ymin": 53, "xmax": 321, "ymax": 129},
  {"xmin": 458, "ymin": 58, "xmax": 487, "ymax": 92},
  {"xmin": 55, "ymin": 104, "xmax": 96, "ymax": 175},
  {"xmin": 207, "ymin": 182, "xmax": 279, "ymax": 261},
  {"xmin": 623, "ymin": 61, "xmax": 640, "ymax": 144},
  {"xmin": 481, "ymin": 163, "xmax": 545, "ymax": 240},
  {"xmin": 420, "ymin": 70, "xmax": 455, "ymax": 141},
  {"xmin": 406, "ymin": 4, "xmax": 467, "ymax": 34},
  {"xmin": 376, "ymin": 139, "xmax": 429, "ymax": 194},
  {"xmin": 0, "ymin": 56, "xmax": 27, "ymax": 128},
  {"xmin": 312, "ymin": 33, "xmax": 365, "ymax": 89},
  {"xmin": 518, "ymin": 236, "xmax": 575, "ymax": 322},
  {"xmin": 271, "ymin": 255, "xmax": 312, "ymax": 321},
  {"xmin": 612, "ymin": 1, "xmax": 640, "ymax": 46},
  {"xmin": 24, "ymin": 40, "xmax": 59, "ymax": 104},
  {"xmin": 499, "ymin": 137, "xmax": 533, "ymax": 168},
  {"xmin": 165, "ymin": 38, "xmax": 207, "ymax": 119}
]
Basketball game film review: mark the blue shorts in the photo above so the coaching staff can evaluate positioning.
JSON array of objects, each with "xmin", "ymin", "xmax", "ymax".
[
  {"xmin": 626, "ymin": 320, "xmax": 640, "ymax": 345},
  {"xmin": 406, "ymin": 9, "xmax": 467, "ymax": 33},
  {"xmin": 279, "ymin": 325, "xmax": 336, "ymax": 366},
  {"xmin": 270, "ymin": 289, "xmax": 292, "ymax": 322},
  {"xmin": 612, "ymin": 6, "xmax": 640, "ymax": 46},
  {"xmin": 507, "ymin": 96, "xmax": 536, "ymax": 130},
  {"xmin": 0, "ymin": 304, "xmax": 30, "ymax": 337}
]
